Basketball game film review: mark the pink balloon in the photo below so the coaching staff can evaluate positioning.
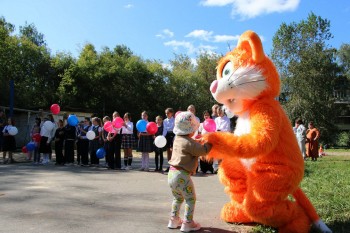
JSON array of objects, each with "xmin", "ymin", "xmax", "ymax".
[
  {"xmin": 203, "ymin": 119, "xmax": 216, "ymax": 132},
  {"xmin": 103, "ymin": 121, "xmax": 113, "ymax": 133},
  {"xmin": 112, "ymin": 117, "xmax": 124, "ymax": 128},
  {"xmin": 50, "ymin": 104, "xmax": 60, "ymax": 115},
  {"xmin": 146, "ymin": 122, "xmax": 158, "ymax": 135}
]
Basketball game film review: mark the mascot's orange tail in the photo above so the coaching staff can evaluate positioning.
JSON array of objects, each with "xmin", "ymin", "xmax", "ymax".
[{"xmin": 292, "ymin": 188, "xmax": 320, "ymax": 222}]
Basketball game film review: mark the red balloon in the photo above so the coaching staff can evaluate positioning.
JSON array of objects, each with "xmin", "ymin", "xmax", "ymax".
[
  {"xmin": 112, "ymin": 117, "xmax": 124, "ymax": 128},
  {"xmin": 203, "ymin": 119, "xmax": 216, "ymax": 132},
  {"xmin": 22, "ymin": 146, "xmax": 28, "ymax": 153},
  {"xmin": 103, "ymin": 121, "xmax": 113, "ymax": 133},
  {"xmin": 146, "ymin": 122, "xmax": 158, "ymax": 135},
  {"xmin": 32, "ymin": 133, "xmax": 41, "ymax": 142},
  {"xmin": 50, "ymin": 104, "xmax": 60, "ymax": 115}
]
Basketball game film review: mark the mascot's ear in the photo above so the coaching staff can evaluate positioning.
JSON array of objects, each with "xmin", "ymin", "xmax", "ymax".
[{"xmin": 237, "ymin": 30, "xmax": 265, "ymax": 64}]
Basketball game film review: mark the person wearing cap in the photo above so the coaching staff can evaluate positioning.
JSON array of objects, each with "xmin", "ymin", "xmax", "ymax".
[{"xmin": 167, "ymin": 111, "xmax": 212, "ymax": 232}]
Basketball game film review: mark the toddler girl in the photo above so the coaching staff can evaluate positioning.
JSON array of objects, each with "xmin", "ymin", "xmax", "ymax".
[{"xmin": 167, "ymin": 111, "xmax": 212, "ymax": 232}]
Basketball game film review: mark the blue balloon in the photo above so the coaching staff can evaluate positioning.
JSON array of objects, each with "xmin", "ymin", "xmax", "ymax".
[
  {"xmin": 26, "ymin": 142, "xmax": 36, "ymax": 152},
  {"xmin": 68, "ymin": 115, "xmax": 79, "ymax": 126},
  {"xmin": 96, "ymin": 148, "xmax": 106, "ymax": 159},
  {"xmin": 136, "ymin": 119, "xmax": 147, "ymax": 132}
]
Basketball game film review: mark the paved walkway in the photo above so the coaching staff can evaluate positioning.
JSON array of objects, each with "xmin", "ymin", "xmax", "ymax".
[{"xmin": 0, "ymin": 152, "xmax": 254, "ymax": 233}]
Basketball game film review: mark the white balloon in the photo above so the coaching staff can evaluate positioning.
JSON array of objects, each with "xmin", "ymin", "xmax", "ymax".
[
  {"xmin": 86, "ymin": 130, "xmax": 96, "ymax": 140},
  {"xmin": 43, "ymin": 121, "xmax": 54, "ymax": 131},
  {"xmin": 8, "ymin": 126, "xmax": 18, "ymax": 136},
  {"xmin": 155, "ymin": 135, "xmax": 167, "ymax": 148}
]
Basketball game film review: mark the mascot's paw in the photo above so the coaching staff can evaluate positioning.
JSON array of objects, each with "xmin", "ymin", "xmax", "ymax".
[
  {"xmin": 202, "ymin": 133, "xmax": 227, "ymax": 160},
  {"xmin": 312, "ymin": 220, "xmax": 332, "ymax": 233},
  {"xmin": 221, "ymin": 202, "xmax": 252, "ymax": 224}
]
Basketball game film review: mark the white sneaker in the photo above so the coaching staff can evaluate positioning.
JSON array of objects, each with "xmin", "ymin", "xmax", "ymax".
[
  {"xmin": 168, "ymin": 216, "xmax": 182, "ymax": 229},
  {"xmin": 121, "ymin": 166, "xmax": 126, "ymax": 170},
  {"xmin": 180, "ymin": 221, "xmax": 201, "ymax": 232},
  {"xmin": 125, "ymin": 166, "xmax": 130, "ymax": 170}
]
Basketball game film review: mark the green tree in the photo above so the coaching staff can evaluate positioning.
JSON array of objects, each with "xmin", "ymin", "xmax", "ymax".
[
  {"xmin": 194, "ymin": 52, "xmax": 220, "ymax": 114},
  {"xmin": 0, "ymin": 18, "xmax": 53, "ymax": 109},
  {"xmin": 337, "ymin": 43, "xmax": 350, "ymax": 78},
  {"xmin": 0, "ymin": 17, "xmax": 16, "ymax": 106},
  {"xmin": 271, "ymin": 12, "xmax": 340, "ymax": 143}
]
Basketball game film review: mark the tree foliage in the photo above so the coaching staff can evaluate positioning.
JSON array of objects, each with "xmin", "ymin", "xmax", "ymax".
[
  {"xmin": 271, "ymin": 13, "xmax": 342, "ymax": 143},
  {"xmin": 2, "ymin": 15, "xmax": 350, "ymax": 137}
]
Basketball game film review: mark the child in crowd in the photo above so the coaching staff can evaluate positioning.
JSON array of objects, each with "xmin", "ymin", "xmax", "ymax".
[
  {"xmin": 154, "ymin": 115, "xmax": 167, "ymax": 172},
  {"xmin": 167, "ymin": 111, "xmax": 212, "ymax": 232},
  {"xmin": 78, "ymin": 117, "xmax": 91, "ymax": 166},
  {"xmin": 29, "ymin": 117, "xmax": 41, "ymax": 161},
  {"xmin": 89, "ymin": 117, "xmax": 102, "ymax": 166},
  {"xmin": 102, "ymin": 116, "xmax": 112, "ymax": 168},
  {"xmin": 121, "ymin": 112, "xmax": 135, "ymax": 170},
  {"xmin": 2, "ymin": 117, "xmax": 16, "ymax": 164},
  {"xmin": 197, "ymin": 110, "xmax": 214, "ymax": 174},
  {"xmin": 164, "ymin": 108, "xmax": 175, "ymax": 172},
  {"xmin": 54, "ymin": 119, "xmax": 65, "ymax": 165},
  {"xmin": 137, "ymin": 111, "xmax": 153, "ymax": 171},
  {"xmin": 111, "ymin": 111, "xmax": 122, "ymax": 169}
]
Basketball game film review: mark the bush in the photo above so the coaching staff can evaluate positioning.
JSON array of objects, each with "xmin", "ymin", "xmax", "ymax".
[{"xmin": 336, "ymin": 131, "xmax": 350, "ymax": 147}]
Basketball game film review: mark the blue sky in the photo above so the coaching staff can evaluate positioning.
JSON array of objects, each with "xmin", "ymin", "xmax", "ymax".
[{"xmin": 1, "ymin": 0, "xmax": 349, "ymax": 63}]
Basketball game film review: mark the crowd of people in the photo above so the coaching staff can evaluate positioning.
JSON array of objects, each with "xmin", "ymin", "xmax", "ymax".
[{"xmin": 0, "ymin": 105, "xmax": 233, "ymax": 173}]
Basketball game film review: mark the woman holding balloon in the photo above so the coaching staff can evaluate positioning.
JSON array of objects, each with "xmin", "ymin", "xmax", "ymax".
[
  {"xmin": 2, "ymin": 117, "xmax": 16, "ymax": 164},
  {"xmin": 137, "ymin": 111, "xmax": 154, "ymax": 171},
  {"xmin": 121, "ymin": 112, "xmax": 135, "ymax": 170}
]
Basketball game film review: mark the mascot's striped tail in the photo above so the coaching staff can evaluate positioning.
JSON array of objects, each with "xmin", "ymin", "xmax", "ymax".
[{"xmin": 293, "ymin": 188, "xmax": 332, "ymax": 233}]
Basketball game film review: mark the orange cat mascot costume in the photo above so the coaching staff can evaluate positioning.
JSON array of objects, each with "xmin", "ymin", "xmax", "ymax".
[{"xmin": 205, "ymin": 31, "xmax": 332, "ymax": 233}]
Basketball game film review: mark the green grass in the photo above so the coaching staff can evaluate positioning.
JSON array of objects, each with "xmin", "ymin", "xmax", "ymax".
[
  {"xmin": 250, "ymin": 154, "xmax": 350, "ymax": 233},
  {"xmin": 325, "ymin": 148, "xmax": 350, "ymax": 153}
]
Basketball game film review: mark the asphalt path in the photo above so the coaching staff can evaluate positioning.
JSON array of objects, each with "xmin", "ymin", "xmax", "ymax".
[{"xmin": 0, "ymin": 153, "xmax": 253, "ymax": 233}]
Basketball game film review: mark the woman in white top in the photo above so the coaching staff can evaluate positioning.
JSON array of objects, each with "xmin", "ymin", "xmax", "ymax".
[
  {"xmin": 121, "ymin": 112, "xmax": 135, "ymax": 170},
  {"xmin": 39, "ymin": 117, "xmax": 56, "ymax": 165},
  {"xmin": 2, "ymin": 118, "xmax": 16, "ymax": 164},
  {"xmin": 215, "ymin": 106, "xmax": 231, "ymax": 132}
]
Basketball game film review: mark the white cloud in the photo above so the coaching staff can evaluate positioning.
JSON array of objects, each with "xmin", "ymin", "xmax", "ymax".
[
  {"xmin": 201, "ymin": 0, "xmax": 235, "ymax": 7},
  {"xmin": 185, "ymin": 30, "xmax": 213, "ymax": 41},
  {"xmin": 156, "ymin": 29, "xmax": 174, "ymax": 39},
  {"xmin": 213, "ymin": 34, "xmax": 240, "ymax": 42},
  {"xmin": 164, "ymin": 40, "xmax": 196, "ymax": 54},
  {"xmin": 200, "ymin": 0, "xmax": 300, "ymax": 19},
  {"xmin": 124, "ymin": 4, "xmax": 134, "ymax": 9},
  {"xmin": 164, "ymin": 40, "xmax": 218, "ymax": 56}
]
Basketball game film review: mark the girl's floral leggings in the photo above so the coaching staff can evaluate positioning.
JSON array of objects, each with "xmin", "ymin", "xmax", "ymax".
[{"xmin": 168, "ymin": 167, "xmax": 196, "ymax": 222}]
